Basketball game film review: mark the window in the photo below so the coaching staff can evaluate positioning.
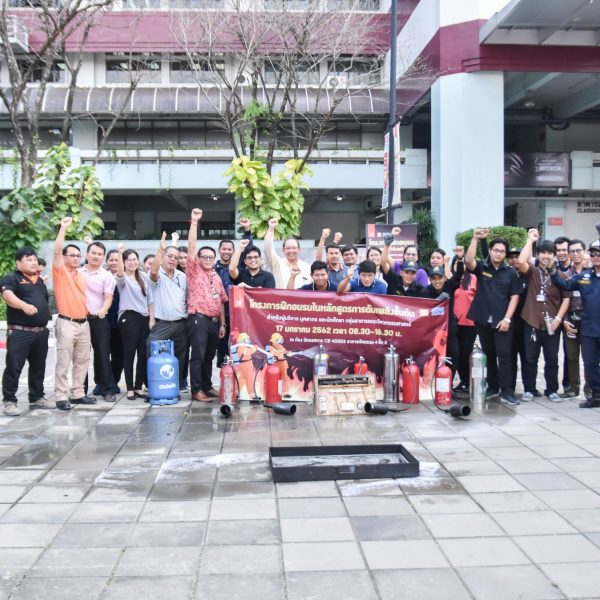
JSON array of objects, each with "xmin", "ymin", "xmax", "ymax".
[
  {"xmin": 265, "ymin": 0, "xmax": 308, "ymax": 10},
  {"xmin": 327, "ymin": 0, "xmax": 380, "ymax": 10},
  {"xmin": 105, "ymin": 54, "xmax": 161, "ymax": 84},
  {"xmin": 169, "ymin": 54, "xmax": 225, "ymax": 84},
  {"xmin": 328, "ymin": 58, "xmax": 381, "ymax": 86},
  {"xmin": 161, "ymin": 221, "xmax": 234, "ymax": 239},
  {"xmin": 17, "ymin": 58, "xmax": 66, "ymax": 83},
  {"xmin": 264, "ymin": 59, "xmax": 320, "ymax": 86}
]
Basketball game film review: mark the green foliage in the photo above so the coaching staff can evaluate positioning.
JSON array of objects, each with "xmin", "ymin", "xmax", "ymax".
[
  {"xmin": 402, "ymin": 208, "xmax": 438, "ymax": 261},
  {"xmin": 0, "ymin": 299, "xmax": 6, "ymax": 322},
  {"xmin": 455, "ymin": 226, "xmax": 528, "ymax": 258},
  {"xmin": 0, "ymin": 143, "xmax": 105, "ymax": 278},
  {"xmin": 225, "ymin": 156, "xmax": 312, "ymax": 239}
]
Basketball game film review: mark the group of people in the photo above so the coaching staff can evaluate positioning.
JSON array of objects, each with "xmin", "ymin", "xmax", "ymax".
[{"xmin": 2, "ymin": 210, "xmax": 600, "ymax": 416}]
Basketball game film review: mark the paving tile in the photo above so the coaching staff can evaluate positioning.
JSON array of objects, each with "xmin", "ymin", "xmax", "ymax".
[
  {"xmin": 422, "ymin": 513, "xmax": 504, "ymax": 538},
  {"xmin": 276, "ymin": 480, "xmax": 340, "ymax": 498},
  {"xmin": 457, "ymin": 474, "xmax": 525, "ymax": 494},
  {"xmin": 471, "ymin": 491, "xmax": 548, "ymax": 512},
  {"xmin": 103, "ymin": 576, "xmax": 194, "ymax": 600},
  {"xmin": 278, "ymin": 497, "xmax": 346, "ymax": 518},
  {"xmin": 559, "ymin": 508, "xmax": 600, "ymax": 532},
  {"xmin": 438, "ymin": 537, "xmax": 530, "ymax": 567},
  {"xmin": 115, "ymin": 546, "xmax": 201, "ymax": 576},
  {"xmin": 458, "ymin": 565, "xmax": 563, "ymax": 600},
  {"xmin": 210, "ymin": 498, "xmax": 277, "ymax": 520},
  {"xmin": 283, "ymin": 541, "xmax": 365, "ymax": 571},
  {"xmin": 539, "ymin": 563, "xmax": 600, "ymax": 598},
  {"xmin": 0, "ymin": 470, "xmax": 45, "ymax": 485},
  {"xmin": 196, "ymin": 573, "xmax": 285, "ymax": 600},
  {"xmin": 534, "ymin": 489, "xmax": 600, "ymax": 510},
  {"xmin": 19, "ymin": 484, "xmax": 90, "ymax": 503},
  {"xmin": 491, "ymin": 510, "xmax": 576, "ymax": 535},
  {"xmin": 205, "ymin": 520, "xmax": 281, "ymax": 545},
  {"xmin": 337, "ymin": 479, "xmax": 402, "ymax": 496},
  {"xmin": 408, "ymin": 494, "xmax": 482, "ymax": 514},
  {"xmin": 287, "ymin": 571, "xmax": 378, "ymax": 600},
  {"xmin": 0, "ymin": 523, "xmax": 61, "ymax": 547},
  {"xmin": 139, "ymin": 500, "xmax": 209, "ymax": 522},
  {"xmin": 343, "ymin": 496, "xmax": 414, "ymax": 516},
  {"xmin": 148, "ymin": 483, "xmax": 213, "ymax": 501},
  {"xmin": 213, "ymin": 482, "xmax": 275, "ymax": 498},
  {"xmin": 514, "ymin": 533, "xmax": 600, "ymax": 563},
  {"xmin": 532, "ymin": 444, "xmax": 591, "ymax": 459},
  {"xmin": 571, "ymin": 471, "xmax": 600, "ymax": 487},
  {"xmin": 69, "ymin": 501, "xmax": 144, "ymax": 523},
  {"xmin": 0, "ymin": 502, "xmax": 77, "ymax": 524},
  {"xmin": 281, "ymin": 517, "xmax": 355, "ymax": 542},
  {"xmin": 128, "ymin": 522, "xmax": 206, "ymax": 546},
  {"xmin": 362, "ymin": 540, "xmax": 448, "ymax": 569},
  {"xmin": 513, "ymin": 472, "xmax": 585, "ymax": 491},
  {"xmin": 0, "ymin": 486, "xmax": 26, "ymax": 503},
  {"xmin": 374, "ymin": 568, "xmax": 471, "ymax": 600},
  {"xmin": 493, "ymin": 458, "xmax": 562, "ymax": 474},
  {"xmin": 10, "ymin": 576, "xmax": 107, "ymax": 600},
  {"xmin": 0, "ymin": 548, "xmax": 44, "ymax": 576},
  {"xmin": 442, "ymin": 460, "xmax": 505, "ymax": 476},
  {"xmin": 200, "ymin": 544, "xmax": 281, "ymax": 574},
  {"xmin": 550, "ymin": 457, "xmax": 600, "ymax": 472},
  {"xmin": 52, "ymin": 523, "xmax": 134, "ymax": 547},
  {"xmin": 31, "ymin": 547, "xmax": 121, "ymax": 577},
  {"xmin": 351, "ymin": 515, "xmax": 431, "ymax": 542},
  {"xmin": 481, "ymin": 446, "xmax": 540, "ymax": 460}
]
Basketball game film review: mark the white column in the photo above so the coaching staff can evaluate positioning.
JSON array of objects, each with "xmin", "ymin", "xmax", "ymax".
[{"xmin": 431, "ymin": 71, "xmax": 504, "ymax": 251}]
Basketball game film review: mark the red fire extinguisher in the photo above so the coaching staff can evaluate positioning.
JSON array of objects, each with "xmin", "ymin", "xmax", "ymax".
[
  {"xmin": 353, "ymin": 356, "xmax": 368, "ymax": 375},
  {"xmin": 434, "ymin": 357, "xmax": 453, "ymax": 407},
  {"xmin": 219, "ymin": 357, "xmax": 239, "ymax": 417},
  {"xmin": 402, "ymin": 357, "xmax": 420, "ymax": 404},
  {"xmin": 264, "ymin": 363, "xmax": 283, "ymax": 406}
]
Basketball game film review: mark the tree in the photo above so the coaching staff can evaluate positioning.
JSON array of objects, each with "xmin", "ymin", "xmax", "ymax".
[{"xmin": 173, "ymin": 0, "xmax": 390, "ymax": 175}]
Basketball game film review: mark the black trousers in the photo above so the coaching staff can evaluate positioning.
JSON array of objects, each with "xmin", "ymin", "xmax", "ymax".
[
  {"xmin": 522, "ymin": 323, "xmax": 561, "ymax": 395},
  {"xmin": 147, "ymin": 319, "xmax": 188, "ymax": 387},
  {"xmin": 476, "ymin": 322, "xmax": 515, "ymax": 394},
  {"xmin": 216, "ymin": 305, "xmax": 230, "ymax": 368},
  {"xmin": 187, "ymin": 315, "xmax": 219, "ymax": 394},
  {"xmin": 581, "ymin": 335, "xmax": 600, "ymax": 396},
  {"xmin": 511, "ymin": 316, "xmax": 527, "ymax": 391},
  {"xmin": 110, "ymin": 326, "xmax": 124, "ymax": 386},
  {"xmin": 119, "ymin": 311, "xmax": 150, "ymax": 391},
  {"xmin": 457, "ymin": 325, "xmax": 477, "ymax": 386},
  {"xmin": 447, "ymin": 320, "xmax": 459, "ymax": 380},
  {"xmin": 88, "ymin": 317, "xmax": 117, "ymax": 395},
  {"xmin": 2, "ymin": 328, "xmax": 49, "ymax": 404}
]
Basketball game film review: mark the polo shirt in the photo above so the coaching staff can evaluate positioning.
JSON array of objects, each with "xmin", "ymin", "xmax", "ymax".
[
  {"xmin": 299, "ymin": 282, "xmax": 337, "ymax": 292},
  {"xmin": 148, "ymin": 267, "xmax": 187, "ymax": 321},
  {"xmin": 80, "ymin": 266, "xmax": 115, "ymax": 315},
  {"xmin": 467, "ymin": 259, "xmax": 522, "ymax": 327},
  {"xmin": 234, "ymin": 268, "xmax": 276, "ymax": 288},
  {"xmin": 520, "ymin": 267, "xmax": 568, "ymax": 330},
  {"xmin": 326, "ymin": 264, "xmax": 348, "ymax": 286},
  {"xmin": 0, "ymin": 271, "xmax": 49, "ymax": 327},
  {"xmin": 392, "ymin": 261, "xmax": 429, "ymax": 287},
  {"xmin": 52, "ymin": 264, "xmax": 88, "ymax": 319},
  {"xmin": 348, "ymin": 278, "xmax": 387, "ymax": 295},
  {"xmin": 383, "ymin": 269, "xmax": 424, "ymax": 297}
]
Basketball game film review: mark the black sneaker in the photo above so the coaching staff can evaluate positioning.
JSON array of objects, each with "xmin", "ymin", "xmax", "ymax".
[
  {"xmin": 453, "ymin": 383, "xmax": 469, "ymax": 396},
  {"xmin": 500, "ymin": 391, "xmax": 520, "ymax": 405},
  {"xmin": 71, "ymin": 396, "xmax": 97, "ymax": 405},
  {"xmin": 579, "ymin": 400, "xmax": 600, "ymax": 409},
  {"xmin": 102, "ymin": 394, "xmax": 116, "ymax": 403},
  {"xmin": 531, "ymin": 390, "xmax": 543, "ymax": 398},
  {"xmin": 56, "ymin": 400, "xmax": 72, "ymax": 411},
  {"xmin": 485, "ymin": 388, "xmax": 500, "ymax": 400},
  {"xmin": 560, "ymin": 389, "xmax": 580, "ymax": 399}
]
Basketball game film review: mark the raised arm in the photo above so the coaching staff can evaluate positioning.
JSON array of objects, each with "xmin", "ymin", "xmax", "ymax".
[
  {"xmin": 188, "ymin": 208, "xmax": 202, "ymax": 258},
  {"xmin": 287, "ymin": 265, "xmax": 301, "ymax": 290},
  {"xmin": 150, "ymin": 232, "xmax": 167, "ymax": 283},
  {"xmin": 337, "ymin": 264, "xmax": 355, "ymax": 293},
  {"xmin": 116, "ymin": 243, "xmax": 125, "ymax": 278},
  {"xmin": 229, "ymin": 238, "xmax": 249, "ymax": 281},
  {"xmin": 53, "ymin": 216, "xmax": 73, "ymax": 269},
  {"xmin": 517, "ymin": 228, "xmax": 538, "ymax": 274},
  {"xmin": 315, "ymin": 228, "xmax": 330, "ymax": 262},
  {"xmin": 465, "ymin": 228, "xmax": 488, "ymax": 271},
  {"xmin": 264, "ymin": 217, "xmax": 278, "ymax": 271}
]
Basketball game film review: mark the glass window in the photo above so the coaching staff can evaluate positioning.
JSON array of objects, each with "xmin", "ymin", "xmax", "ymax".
[
  {"xmin": 16, "ymin": 58, "xmax": 66, "ymax": 83},
  {"xmin": 328, "ymin": 57, "xmax": 381, "ymax": 86},
  {"xmin": 179, "ymin": 121, "xmax": 206, "ymax": 147},
  {"xmin": 264, "ymin": 59, "xmax": 320, "ymax": 85},
  {"xmin": 105, "ymin": 54, "xmax": 161, "ymax": 84},
  {"xmin": 327, "ymin": 0, "xmax": 380, "ymax": 10},
  {"xmin": 153, "ymin": 121, "xmax": 179, "ymax": 147},
  {"xmin": 169, "ymin": 54, "xmax": 225, "ymax": 84}
]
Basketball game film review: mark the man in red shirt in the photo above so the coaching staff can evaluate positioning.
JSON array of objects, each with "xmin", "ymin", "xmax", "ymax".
[{"xmin": 187, "ymin": 209, "xmax": 227, "ymax": 402}]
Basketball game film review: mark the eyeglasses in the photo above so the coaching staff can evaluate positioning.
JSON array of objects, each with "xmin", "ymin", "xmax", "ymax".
[
  {"xmin": 65, "ymin": 254, "xmax": 81, "ymax": 258},
  {"xmin": 590, "ymin": 253, "xmax": 600, "ymax": 258},
  {"xmin": 569, "ymin": 249, "xmax": 584, "ymax": 254},
  {"xmin": 245, "ymin": 255, "xmax": 260, "ymax": 261},
  {"xmin": 199, "ymin": 255, "xmax": 215, "ymax": 260},
  {"xmin": 490, "ymin": 248, "xmax": 506, "ymax": 254}
]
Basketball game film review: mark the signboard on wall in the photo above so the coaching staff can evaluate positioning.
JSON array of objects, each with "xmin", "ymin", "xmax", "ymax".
[
  {"xmin": 365, "ymin": 223, "xmax": 417, "ymax": 263},
  {"xmin": 505, "ymin": 152, "xmax": 570, "ymax": 188}
]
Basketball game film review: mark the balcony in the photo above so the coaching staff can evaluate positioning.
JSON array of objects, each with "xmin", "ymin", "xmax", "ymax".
[{"xmin": 2, "ymin": 17, "xmax": 29, "ymax": 53}]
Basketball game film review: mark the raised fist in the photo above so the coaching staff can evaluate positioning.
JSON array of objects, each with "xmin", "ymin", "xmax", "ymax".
[
  {"xmin": 321, "ymin": 228, "xmax": 331, "ymax": 239},
  {"xmin": 60, "ymin": 216, "xmax": 73, "ymax": 228},
  {"xmin": 191, "ymin": 208, "xmax": 202, "ymax": 223},
  {"xmin": 391, "ymin": 226, "xmax": 401, "ymax": 237},
  {"xmin": 528, "ymin": 228, "xmax": 540, "ymax": 242},
  {"xmin": 268, "ymin": 218, "xmax": 278, "ymax": 229},
  {"xmin": 118, "ymin": 243, "xmax": 125, "ymax": 253},
  {"xmin": 83, "ymin": 234, "xmax": 93, "ymax": 245},
  {"xmin": 473, "ymin": 228, "xmax": 489, "ymax": 240},
  {"xmin": 240, "ymin": 217, "xmax": 251, "ymax": 230},
  {"xmin": 454, "ymin": 245, "xmax": 465, "ymax": 259},
  {"xmin": 333, "ymin": 232, "xmax": 343, "ymax": 243},
  {"xmin": 240, "ymin": 239, "xmax": 250, "ymax": 249},
  {"xmin": 290, "ymin": 265, "xmax": 301, "ymax": 276},
  {"xmin": 159, "ymin": 231, "xmax": 168, "ymax": 251}
]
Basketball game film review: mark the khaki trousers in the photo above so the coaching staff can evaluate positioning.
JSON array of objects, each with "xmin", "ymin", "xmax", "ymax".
[{"xmin": 54, "ymin": 319, "xmax": 91, "ymax": 401}]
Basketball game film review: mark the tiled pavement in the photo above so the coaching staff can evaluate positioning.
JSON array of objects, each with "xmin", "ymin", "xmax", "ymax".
[{"xmin": 2, "ymin": 347, "xmax": 600, "ymax": 599}]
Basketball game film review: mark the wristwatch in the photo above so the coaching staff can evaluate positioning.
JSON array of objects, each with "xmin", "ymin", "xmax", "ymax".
[{"xmin": 502, "ymin": 317, "xmax": 511, "ymax": 324}]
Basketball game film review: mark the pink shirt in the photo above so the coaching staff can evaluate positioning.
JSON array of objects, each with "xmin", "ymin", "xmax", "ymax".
[
  {"xmin": 80, "ymin": 266, "xmax": 116, "ymax": 315},
  {"xmin": 187, "ymin": 257, "xmax": 227, "ymax": 317}
]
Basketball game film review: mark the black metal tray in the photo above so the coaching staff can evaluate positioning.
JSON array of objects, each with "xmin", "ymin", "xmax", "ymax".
[{"xmin": 269, "ymin": 444, "xmax": 420, "ymax": 482}]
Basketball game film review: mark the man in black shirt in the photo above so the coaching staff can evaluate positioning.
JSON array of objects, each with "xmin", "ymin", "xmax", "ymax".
[
  {"xmin": 1, "ymin": 247, "xmax": 53, "ymax": 416},
  {"xmin": 229, "ymin": 240, "xmax": 276, "ymax": 288},
  {"xmin": 289, "ymin": 261, "xmax": 336, "ymax": 291},
  {"xmin": 466, "ymin": 228, "xmax": 522, "ymax": 405}
]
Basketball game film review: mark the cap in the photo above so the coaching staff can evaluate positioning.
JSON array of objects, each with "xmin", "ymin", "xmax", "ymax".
[
  {"xmin": 429, "ymin": 266, "xmax": 445, "ymax": 277},
  {"xmin": 507, "ymin": 247, "xmax": 521, "ymax": 256},
  {"xmin": 401, "ymin": 260, "xmax": 418, "ymax": 272}
]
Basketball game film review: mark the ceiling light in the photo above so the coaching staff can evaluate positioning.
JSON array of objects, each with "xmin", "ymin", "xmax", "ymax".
[
  {"xmin": 336, "ymin": 195, "xmax": 343, "ymax": 202},
  {"xmin": 523, "ymin": 92, "xmax": 536, "ymax": 108}
]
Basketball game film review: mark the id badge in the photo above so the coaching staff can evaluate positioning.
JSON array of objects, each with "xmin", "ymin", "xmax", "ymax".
[
  {"xmin": 212, "ymin": 292, "xmax": 220, "ymax": 299},
  {"xmin": 536, "ymin": 292, "xmax": 545, "ymax": 302}
]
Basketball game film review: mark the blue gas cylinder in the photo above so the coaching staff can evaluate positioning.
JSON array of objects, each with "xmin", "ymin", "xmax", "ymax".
[{"xmin": 147, "ymin": 340, "xmax": 179, "ymax": 405}]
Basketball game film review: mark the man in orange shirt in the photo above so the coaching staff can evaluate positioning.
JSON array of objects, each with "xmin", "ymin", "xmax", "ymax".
[{"xmin": 52, "ymin": 216, "xmax": 94, "ymax": 410}]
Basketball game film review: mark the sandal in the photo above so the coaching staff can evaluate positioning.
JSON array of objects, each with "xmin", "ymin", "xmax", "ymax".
[
  {"xmin": 126, "ymin": 391, "xmax": 135, "ymax": 400},
  {"xmin": 134, "ymin": 390, "xmax": 147, "ymax": 399}
]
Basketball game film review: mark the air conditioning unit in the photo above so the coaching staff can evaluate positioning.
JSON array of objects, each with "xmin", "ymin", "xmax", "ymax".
[{"xmin": 327, "ymin": 75, "xmax": 348, "ymax": 89}]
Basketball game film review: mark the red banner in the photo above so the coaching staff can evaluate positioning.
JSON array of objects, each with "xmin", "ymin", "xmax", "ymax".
[{"xmin": 229, "ymin": 288, "xmax": 448, "ymax": 401}]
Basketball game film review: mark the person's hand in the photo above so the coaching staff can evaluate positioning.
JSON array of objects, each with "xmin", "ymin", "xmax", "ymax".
[
  {"xmin": 391, "ymin": 226, "xmax": 401, "ymax": 237},
  {"xmin": 22, "ymin": 304, "xmax": 38, "ymax": 316},
  {"xmin": 564, "ymin": 320, "xmax": 576, "ymax": 335},
  {"xmin": 333, "ymin": 232, "xmax": 343, "ymax": 243},
  {"xmin": 118, "ymin": 243, "xmax": 125, "ymax": 253},
  {"xmin": 552, "ymin": 317, "xmax": 562, "ymax": 333},
  {"xmin": 443, "ymin": 254, "xmax": 450, "ymax": 265},
  {"xmin": 191, "ymin": 208, "xmax": 202, "ymax": 223},
  {"xmin": 240, "ymin": 217, "xmax": 251, "ymax": 231},
  {"xmin": 171, "ymin": 232, "xmax": 179, "ymax": 245},
  {"xmin": 321, "ymin": 228, "xmax": 331, "ymax": 240},
  {"xmin": 473, "ymin": 228, "xmax": 488, "ymax": 240},
  {"xmin": 60, "ymin": 216, "xmax": 73, "ymax": 229},
  {"xmin": 383, "ymin": 233, "xmax": 394, "ymax": 247},
  {"xmin": 290, "ymin": 265, "xmax": 301, "ymax": 277},
  {"xmin": 239, "ymin": 239, "xmax": 250, "ymax": 249},
  {"xmin": 83, "ymin": 234, "xmax": 93, "ymax": 245},
  {"xmin": 347, "ymin": 264, "xmax": 356, "ymax": 278},
  {"xmin": 454, "ymin": 246, "xmax": 464, "ymax": 259},
  {"xmin": 219, "ymin": 324, "xmax": 226, "ymax": 339},
  {"xmin": 159, "ymin": 231, "xmax": 167, "ymax": 252},
  {"xmin": 496, "ymin": 319, "xmax": 510, "ymax": 332},
  {"xmin": 149, "ymin": 317, "xmax": 155, "ymax": 330},
  {"xmin": 528, "ymin": 228, "xmax": 539, "ymax": 242},
  {"xmin": 97, "ymin": 309, "xmax": 107, "ymax": 319},
  {"xmin": 237, "ymin": 282, "xmax": 249, "ymax": 288},
  {"xmin": 268, "ymin": 218, "xmax": 278, "ymax": 231}
]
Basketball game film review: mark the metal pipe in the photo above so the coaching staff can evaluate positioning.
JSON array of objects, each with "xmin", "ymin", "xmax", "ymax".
[{"xmin": 386, "ymin": 0, "xmax": 398, "ymax": 225}]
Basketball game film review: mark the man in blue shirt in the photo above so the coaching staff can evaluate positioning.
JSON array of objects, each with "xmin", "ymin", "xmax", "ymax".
[{"xmin": 337, "ymin": 260, "xmax": 387, "ymax": 294}]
